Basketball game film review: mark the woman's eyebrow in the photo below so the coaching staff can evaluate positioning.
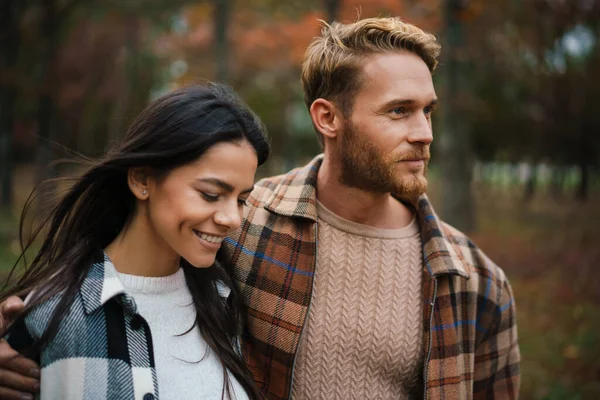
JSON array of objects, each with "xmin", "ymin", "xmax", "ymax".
[{"xmin": 197, "ymin": 177, "xmax": 254, "ymax": 194}]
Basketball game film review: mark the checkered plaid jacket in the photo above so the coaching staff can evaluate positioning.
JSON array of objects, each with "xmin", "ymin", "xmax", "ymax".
[
  {"xmin": 221, "ymin": 155, "xmax": 520, "ymax": 400},
  {"xmin": 7, "ymin": 252, "xmax": 159, "ymax": 400}
]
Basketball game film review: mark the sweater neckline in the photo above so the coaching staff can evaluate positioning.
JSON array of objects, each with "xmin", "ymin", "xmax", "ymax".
[
  {"xmin": 117, "ymin": 268, "xmax": 186, "ymax": 294},
  {"xmin": 316, "ymin": 200, "xmax": 419, "ymax": 239}
]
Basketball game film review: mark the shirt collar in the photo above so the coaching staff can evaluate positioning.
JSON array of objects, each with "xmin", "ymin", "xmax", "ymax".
[{"xmin": 264, "ymin": 154, "xmax": 469, "ymax": 278}]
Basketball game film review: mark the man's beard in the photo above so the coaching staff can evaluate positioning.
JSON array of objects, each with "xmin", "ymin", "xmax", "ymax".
[{"xmin": 339, "ymin": 121, "xmax": 430, "ymax": 198}]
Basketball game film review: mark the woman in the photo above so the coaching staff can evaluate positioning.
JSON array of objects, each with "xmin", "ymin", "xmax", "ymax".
[{"xmin": 1, "ymin": 82, "xmax": 269, "ymax": 399}]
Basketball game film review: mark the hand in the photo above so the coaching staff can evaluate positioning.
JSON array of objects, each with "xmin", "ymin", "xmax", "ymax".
[
  {"xmin": 0, "ymin": 297, "xmax": 25, "ymax": 332},
  {"xmin": 0, "ymin": 297, "xmax": 40, "ymax": 400}
]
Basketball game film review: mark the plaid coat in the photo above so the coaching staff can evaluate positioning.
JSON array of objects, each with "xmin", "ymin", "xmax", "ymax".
[
  {"xmin": 7, "ymin": 252, "xmax": 159, "ymax": 400},
  {"xmin": 221, "ymin": 155, "xmax": 520, "ymax": 400}
]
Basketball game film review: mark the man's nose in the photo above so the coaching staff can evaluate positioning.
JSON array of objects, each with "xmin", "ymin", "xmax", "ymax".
[{"xmin": 407, "ymin": 113, "xmax": 433, "ymax": 145}]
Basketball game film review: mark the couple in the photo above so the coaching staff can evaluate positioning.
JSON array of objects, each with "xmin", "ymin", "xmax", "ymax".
[{"xmin": 0, "ymin": 17, "xmax": 520, "ymax": 400}]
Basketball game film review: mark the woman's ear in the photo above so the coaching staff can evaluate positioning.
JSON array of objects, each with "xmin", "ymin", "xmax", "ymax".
[
  {"xmin": 309, "ymin": 98, "xmax": 343, "ymax": 142},
  {"xmin": 128, "ymin": 168, "xmax": 150, "ymax": 200}
]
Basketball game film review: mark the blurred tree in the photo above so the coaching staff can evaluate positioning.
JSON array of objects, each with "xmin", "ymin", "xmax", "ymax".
[
  {"xmin": 463, "ymin": 0, "xmax": 600, "ymax": 201},
  {"xmin": 170, "ymin": 0, "xmax": 424, "ymax": 174},
  {"xmin": 0, "ymin": 0, "xmax": 28, "ymax": 209},
  {"xmin": 214, "ymin": 0, "xmax": 231, "ymax": 82},
  {"xmin": 324, "ymin": 0, "xmax": 341, "ymax": 22},
  {"xmin": 35, "ymin": 0, "xmax": 85, "ymax": 191},
  {"xmin": 439, "ymin": 0, "xmax": 475, "ymax": 232},
  {"xmin": 4, "ymin": 0, "xmax": 593, "ymax": 212},
  {"xmin": 0, "ymin": 0, "xmax": 198, "ymax": 209}
]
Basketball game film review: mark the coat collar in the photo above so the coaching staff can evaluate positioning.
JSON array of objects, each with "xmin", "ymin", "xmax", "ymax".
[
  {"xmin": 263, "ymin": 154, "xmax": 469, "ymax": 278},
  {"xmin": 263, "ymin": 155, "xmax": 322, "ymax": 221},
  {"xmin": 80, "ymin": 251, "xmax": 131, "ymax": 315},
  {"xmin": 79, "ymin": 252, "xmax": 233, "ymax": 315}
]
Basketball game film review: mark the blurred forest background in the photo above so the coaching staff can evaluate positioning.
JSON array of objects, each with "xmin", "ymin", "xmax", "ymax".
[{"xmin": 1, "ymin": 0, "xmax": 599, "ymax": 398}]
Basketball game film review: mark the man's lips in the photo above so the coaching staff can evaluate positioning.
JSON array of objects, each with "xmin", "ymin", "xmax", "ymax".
[
  {"xmin": 398, "ymin": 156, "xmax": 429, "ymax": 162},
  {"xmin": 398, "ymin": 157, "xmax": 429, "ymax": 168}
]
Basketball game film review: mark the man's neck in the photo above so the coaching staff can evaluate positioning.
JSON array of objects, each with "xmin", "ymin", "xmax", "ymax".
[{"xmin": 316, "ymin": 157, "xmax": 414, "ymax": 229}]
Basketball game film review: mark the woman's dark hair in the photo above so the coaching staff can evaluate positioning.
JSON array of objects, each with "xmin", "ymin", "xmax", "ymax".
[{"xmin": 1, "ymin": 83, "xmax": 270, "ymax": 399}]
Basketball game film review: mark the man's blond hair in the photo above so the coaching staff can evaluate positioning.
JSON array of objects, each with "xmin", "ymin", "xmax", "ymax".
[{"xmin": 301, "ymin": 17, "xmax": 441, "ymax": 146}]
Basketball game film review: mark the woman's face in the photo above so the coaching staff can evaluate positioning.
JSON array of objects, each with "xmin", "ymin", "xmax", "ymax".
[{"xmin": 146, "ymin": 140, "xmax": 258, "ymax": 268}]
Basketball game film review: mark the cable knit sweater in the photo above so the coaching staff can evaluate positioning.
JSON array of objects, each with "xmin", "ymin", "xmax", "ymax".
[{"xmin": 291, "ymin": 201, "xmax": 424, "ymax": 400}]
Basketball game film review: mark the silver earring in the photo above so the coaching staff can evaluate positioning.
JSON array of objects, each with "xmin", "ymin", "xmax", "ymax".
[
  {"xmin": 142, "ymin": 189, "xmax": 148, "ymax": 195},
  {"xmin": 133, "ymin": 183, "xmax": 137, "ymax": 187}
]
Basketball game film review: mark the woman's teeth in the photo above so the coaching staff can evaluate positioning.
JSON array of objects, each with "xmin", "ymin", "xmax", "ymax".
[{"xmin": 195, "ymin": 231, "xmax": 225, "ymax": 244}]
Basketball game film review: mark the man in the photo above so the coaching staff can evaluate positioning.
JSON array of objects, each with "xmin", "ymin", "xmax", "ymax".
[{"xmin": 0, "ymin": 17, "xmax": 519, "ymax": 400}]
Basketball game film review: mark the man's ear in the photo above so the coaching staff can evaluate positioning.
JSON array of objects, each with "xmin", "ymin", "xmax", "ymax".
[
  {"xmin": 309, "ymin": 98, "xmax": 344, "ymax": 141},
  {"xmin": 128, "ymin": 168, "xmax": 150, "ymax": 200}
]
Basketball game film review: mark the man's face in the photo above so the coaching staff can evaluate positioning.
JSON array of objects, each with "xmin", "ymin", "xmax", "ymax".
[{"xmin": 339, "ymin": 51, "xmax": 436, "ymax": 198}]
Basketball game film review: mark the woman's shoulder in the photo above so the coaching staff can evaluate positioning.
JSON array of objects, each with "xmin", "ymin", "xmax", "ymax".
[
  {"xmin": 4, "ymin": 290, "xmax": 66, "ymax": 357},
  {"xmin": 9, "ymin": 288, "xmax": 84, "ymax": 344},
  {"xmin": 6, "ymin": 285, "xmax": 106, "ymax": 370}
]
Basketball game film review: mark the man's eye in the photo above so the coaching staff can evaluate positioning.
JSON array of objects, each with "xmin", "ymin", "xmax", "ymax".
[
  {"xmin": 238, "ymin": 198, "xmax": 249, "ymax": 207},
  {"xmin": 391, "ymin": 107, "xmax": 407, "ymax": 115},
  {"xmin": 201, "ymin": 193, "xmax": 219, "ymax": 202},
  {"xmin": 424, "ymin": 106, "xmax": 435, "ymax": 115}
]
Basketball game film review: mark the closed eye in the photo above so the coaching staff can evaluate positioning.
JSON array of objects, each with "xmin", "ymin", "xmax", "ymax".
[{"xmin": 201, "ymin": 192, "xmax": 219, "ymax": 202}]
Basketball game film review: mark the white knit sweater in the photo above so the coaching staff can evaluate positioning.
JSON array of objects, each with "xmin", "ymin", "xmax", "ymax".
[{"xmin": 117, "ymin": 268, "xmax": 249, "ymax": 400}]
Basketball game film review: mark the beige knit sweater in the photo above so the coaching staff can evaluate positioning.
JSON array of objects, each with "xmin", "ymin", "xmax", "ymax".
[{"xmin": 290, "ymin": 201, "xmax": 424, "ymax": 400}]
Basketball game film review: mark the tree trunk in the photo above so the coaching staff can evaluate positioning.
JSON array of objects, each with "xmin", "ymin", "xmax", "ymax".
[
  {"xmin": 214, "ymin": 0, "xmax": 230, "ymax": 83},
  {"xmin": 91, "ymin": 100, "xmax": 112, "ymax": 156},
  {"xmin": 0, "ymin": 85, "xmax": 16, "ymax": 209},
  {"xmin": 35, "ymin": 0, "xmax": 61, "ymax": 210},
  {"xmin": 125, "ymin": 14, "xmax": 144, "ymax": 123},
  {"xmin": 439, "ymin": 0, "xmax": 475, "ymax": 232},
  {"xmin": 324, "ymin": 0, "xmax": 341, "ymax": 22},
  {"xmin": 550, "ymin": 165, "xmax": 565, "ymax": 199},
  {"xmin": 523, "ymin": 164, "xmax": 537, "ymax": 202},
  {"xmin": 266, "ymin": 75, "xmax": 292, "ymax": 176},
  {"xmin": 0, "ymin": 0, "xmax": 24, "ymax": 209},
  {"xmin": 577, "ymin": 125, "xmax": 590, "ymax": 202},
  {"xmin": 108, "ymin": 15, "xmax": 140, "ymax": 143},
  {"xmin": 574, "ymin": 70, "xmax": 590, "ymax": 202},
  {"xmin": 577, "ymin": 162, "xmax": 588, "ymax": 202}
]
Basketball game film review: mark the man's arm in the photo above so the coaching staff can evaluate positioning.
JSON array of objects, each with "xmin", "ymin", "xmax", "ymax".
[
  {"xmin": 473, "ymin": 279, "xmax": 521, "ymax": 399},
  {"xmin": 0, "ymin": 296, "xmax": 40, "ymax": 400}
]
